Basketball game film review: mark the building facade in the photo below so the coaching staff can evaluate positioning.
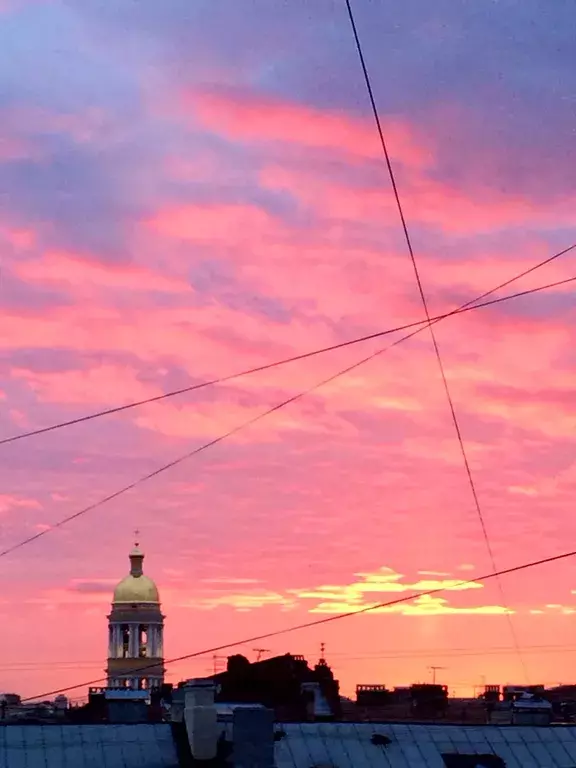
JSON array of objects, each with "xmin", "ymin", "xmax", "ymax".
[{"xmin": 106, "ymin": 543, "xmax": 165, "ymax": 690}]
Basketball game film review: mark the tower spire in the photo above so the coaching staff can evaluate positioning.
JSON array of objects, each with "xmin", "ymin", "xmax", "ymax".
[{"xmin": 129, "ymin": 534, "xmax": 144, "ymax": 577}]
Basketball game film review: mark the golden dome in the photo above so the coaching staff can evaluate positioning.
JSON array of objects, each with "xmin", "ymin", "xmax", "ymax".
[
  {"xmin": 113, "ymin": 574, "xmax": 160, "ymax": 604},
  {"xmin": 112, "ymin": 544, "xmax": 160, "ymax": 604}
]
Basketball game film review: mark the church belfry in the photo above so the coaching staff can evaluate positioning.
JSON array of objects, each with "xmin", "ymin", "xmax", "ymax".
[{"xmin": 106, "ymin": 541, "xmax": 165, "ymax": 690}]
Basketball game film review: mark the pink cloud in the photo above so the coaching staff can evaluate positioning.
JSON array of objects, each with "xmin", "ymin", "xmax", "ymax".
[
  {"xmin": 0, "ymin": 133, "xmax": 34, "ymax": 162},
  {"xmin": 183, "ymin": 87, "xmax": 576, "ymax": 236},
  {"xmin": 0, "ymin": 494, "xmax": 42, "ymax": 517},
  {"xmin": 469, "ymin": 382, "xmax": 576, "ymax": 440},
  {"xmin": 188, "ymin": 86, "xmax": 430, "ymax": 168},
  {"xmin": 260, "ymin": 162, "xmax": 575, "ymax": 235},
  {"xmin": 50, "ymin": 492, "xmax": 69, "ymax": 502},
  {"xmin": 147, "ymin": 201, "xmax": 278, "ymax": 244},
  {"xmin": 15, "ymin": 249, "xmax": 191, "ymax": 295},
  {"xmin": 145, "ymin": 200, "xmax": 421, "ymax": 325},
  {"xmin": 11, "ymin": 364, "xmax": 162, "ymax": 406},
  {"xmin": 0, "ymin": 225, "xmax": 36, "ymax": 249}
]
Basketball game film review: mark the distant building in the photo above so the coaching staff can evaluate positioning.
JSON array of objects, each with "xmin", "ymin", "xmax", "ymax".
[
  {"xmin": 208, "ymin": 652, "xmax": 341, "ymax": 720},
  {"xmin": 356, "ymin": 684, "xmax": 391, "ymax": 706},
  {"xmin": 482, "ymin": 684, "xmax": 501, "ymax": 703},
  {"xmin": 106, "ymin": 541, "xmax": 165, "ymax": 691},
  {"xmin": 410, "ymin": 683, "xmax": 449, "ymax": 718},
  {"xmin": 511, "ymin": 693, "xmax": 553, "ymax": 726},
  {"xmin": 86, "ymin": 686, "xmax": 149, "ymax": 723},
  {"xmin": 502, "ymin": 684, "xmax": 545, "ymax": 701},
  {"xmin": 0, "ymin": 694, "xmax": 20, "ymax": 707}
]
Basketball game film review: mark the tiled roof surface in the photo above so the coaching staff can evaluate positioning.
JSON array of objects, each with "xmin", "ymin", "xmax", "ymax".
[
  {"xmin": 0, "ymin": 723, "xmax": 179, "ymax": 768},
  {"xmin": 275, "ymin": 722, "xmax": 576, "ymax": 767}
]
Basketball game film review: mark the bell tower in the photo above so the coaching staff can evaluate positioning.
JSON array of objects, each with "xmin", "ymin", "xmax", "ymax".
[{"xmin": 106, "ymin": 540, "xmax": 165, "ymax": 690}]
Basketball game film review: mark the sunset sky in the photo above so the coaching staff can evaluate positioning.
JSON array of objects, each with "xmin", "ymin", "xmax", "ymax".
[{"xmin": 1, "ymin": 0, "xmax": 575, "ymax": 700}]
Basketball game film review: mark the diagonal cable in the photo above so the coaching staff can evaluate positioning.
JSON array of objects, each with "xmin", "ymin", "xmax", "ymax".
[
  {"xmin": 344, "ymin": 0, "xmax": 529, "ymax": 680},
  {"xmin": 20, "ymin": 544, "xmax": 576, "ymax": 702},
  {"xmin": 1, "ymin": 242, "xmax": 574, "ymax": 448},
  {"xmin": 0, "ymin": 276, "xmax": 573, "ymax": 561}
]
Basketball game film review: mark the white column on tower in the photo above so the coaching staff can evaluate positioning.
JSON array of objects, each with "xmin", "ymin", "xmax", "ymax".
[
  {"xmin": 111, "ymin": 625, "xmax": 120, "ymax": 657},
  {"xmin": 134, "ymin": 623, "xmax": 141, "ymax": 657},
  {"xmin": 127, "ymin": 623, "xmax": 136, "ymax": 657}
]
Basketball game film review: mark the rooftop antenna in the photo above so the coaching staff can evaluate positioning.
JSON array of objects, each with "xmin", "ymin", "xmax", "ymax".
[
  {"xmin": 428, "ymin": 666, "xmax": 447, "ymax": 685},
  {"xmin": 253, "ymin": 648, "xmax": 270, "ymax": 662}
]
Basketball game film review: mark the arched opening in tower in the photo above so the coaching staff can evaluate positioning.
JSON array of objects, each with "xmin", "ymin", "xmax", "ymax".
[
  {"xmin": 121, "ymin": 625, "xmax": 130, "ymax": 658},
  {"xmin": 140, "ymin": 625, "xmax": 148, "ymax": 658}
]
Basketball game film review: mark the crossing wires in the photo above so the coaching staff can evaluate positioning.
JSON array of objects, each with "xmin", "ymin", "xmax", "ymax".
[
  {"xmin": 21, "ymin": 544, "xmax": 576, "ymax": 702},
  {"xmin": 0, "ymin": 272, "xmax": 573, "ymax": 561},
  {"xmin": 1, "ymin": 244, "xmax": 573, "ymax": 449},
  {"xmin": 344, "ymin": 0, "xmax": 528, "ymax": 679}
]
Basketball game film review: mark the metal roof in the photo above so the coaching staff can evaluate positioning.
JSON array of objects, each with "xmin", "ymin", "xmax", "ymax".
[
  {"xmin": 274, "ymin": 722, "xmax": 576, "ymax": 768},
  {"xmin": 5, "ymin": 719, "xmax": 576, "ymax": 767},
  {"xmin": 0, "ymin": 723, "xmax": 179, "ymax": 768}
]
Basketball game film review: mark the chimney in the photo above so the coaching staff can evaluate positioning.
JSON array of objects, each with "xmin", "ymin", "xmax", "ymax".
[
  {"xmin": 54, "ymin": 695, "xmax": 68, "ymax": 720},
  {"xmin": 183, "ymin": 679, "xmax": 219, "ymax": 761},
  {"xmin": 301, "ymin": 682, "xmax": 333, "ymax": 721}
]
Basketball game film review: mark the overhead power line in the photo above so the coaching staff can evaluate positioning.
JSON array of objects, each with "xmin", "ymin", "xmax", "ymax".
[
  {"xmin": 7, "ymin": 643, "xmax": 576, "ymax": 670},
  {"xmin": 21, "ymin": 544, "xmax": 576, "ymax": 702},
  {"xmin": 344, "ymin": 0, "xmax": 529, "ymax": 680},
  {"xmin": 293, "ymin": 642, "xmax": 576, "ymax": 660},
  {"xmin": 0, "ymin": 273, "xmax": 573, "ymax": 561},
  {"xmin": 0, "ymin": 274, "xmax": 573, "ymax": 562},
  {"xmin": 337, "ymin": 646, "xmax": 576, "ymax": 662},
  {"xmin": 1, "ymin": 243, "xmax": 575, "ymax": 448}
]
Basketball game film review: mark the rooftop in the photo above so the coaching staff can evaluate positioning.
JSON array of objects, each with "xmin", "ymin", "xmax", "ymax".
[
  {"xmin": 4, "ymin": 719, "xmax": 576, "ymax": 767},
  {"xmin": 0, "ymin": 723, "xmax": 178, "ymax": 768},
  {"xmin": 275, "ymin": 722, "xmax": 576, "ymax": 767}
]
